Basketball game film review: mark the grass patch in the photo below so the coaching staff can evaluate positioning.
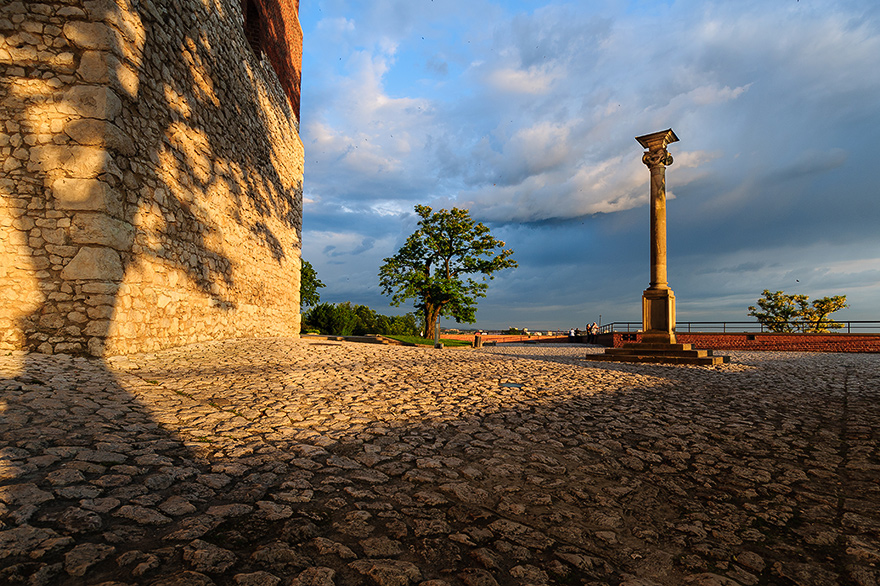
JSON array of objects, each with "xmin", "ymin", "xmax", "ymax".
[{"xmin": 384, "ymin": 335, "xmax": 473, "ymax": 347}]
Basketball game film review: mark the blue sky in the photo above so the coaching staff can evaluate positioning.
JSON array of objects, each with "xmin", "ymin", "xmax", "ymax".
[{"xmin": 298, "ymin": 0, "xmax": 880, "ymax": 330}]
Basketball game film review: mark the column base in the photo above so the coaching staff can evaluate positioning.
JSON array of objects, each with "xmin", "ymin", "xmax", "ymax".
[
  {"xmin": 642, "ymin": 287, "xmax": 676, "ymax": 344},
  {"xmin": 583, "ymin": 342, "xmax": 729, "ymax": 366}
]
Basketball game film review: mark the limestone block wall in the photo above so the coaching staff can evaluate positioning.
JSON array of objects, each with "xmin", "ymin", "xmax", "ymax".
[{"xmin": 1, "ymin": 0, "xmax": 304, "ymax": 356}]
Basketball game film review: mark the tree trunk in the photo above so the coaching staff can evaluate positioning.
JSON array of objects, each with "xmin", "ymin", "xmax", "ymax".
[{"xmin": 423, "ymin": 303, "xmax": 441, "ymax": 340}]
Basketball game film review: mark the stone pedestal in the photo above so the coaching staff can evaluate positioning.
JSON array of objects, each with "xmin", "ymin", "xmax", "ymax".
[{"xmin": 642, "ymin": 287, "xmax": 676, "ymax": 344}]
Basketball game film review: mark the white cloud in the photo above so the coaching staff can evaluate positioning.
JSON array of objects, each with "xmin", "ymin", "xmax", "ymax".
[
  {"xmin": 672, "ymin": 150, "xmax": 721, "ymax": 169},
  {"xmin": 687, "ymin": 83, "xmax": 752, "ymax": 106},
  {"xmin": 368, "ymin": 200, "xmax": 411, "ymax": 217},
  {"xmin": 316, "ymin": 17, "xmax": 355, "ymax": 34},
  {"xmin": 485, "ymin": 64, "xmax": 562, "ymax": 94}
]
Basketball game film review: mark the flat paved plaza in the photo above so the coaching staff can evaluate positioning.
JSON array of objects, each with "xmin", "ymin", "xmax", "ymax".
[{"xmin": 1, "ymin": 339, "xmax": 878, "ymax": 586}]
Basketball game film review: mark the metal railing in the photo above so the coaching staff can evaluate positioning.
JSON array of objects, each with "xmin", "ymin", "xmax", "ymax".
[{"xmin": 600, "ymin": 321, "xmax": 880, "ymax": 334}]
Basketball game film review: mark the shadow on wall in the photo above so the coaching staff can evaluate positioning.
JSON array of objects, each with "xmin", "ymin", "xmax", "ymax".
[{"xmin": 1, "ymin": 0, "xmax": 303, "ymax": 358}]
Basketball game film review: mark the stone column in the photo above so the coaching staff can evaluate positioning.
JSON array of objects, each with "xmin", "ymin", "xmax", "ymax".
[{"xmin": 636, "ymin": 129, "xmax": 679, "ymax": 344}]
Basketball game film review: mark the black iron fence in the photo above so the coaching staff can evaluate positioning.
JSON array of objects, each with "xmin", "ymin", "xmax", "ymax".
[{"xmin": 600, "ymin": 321, "xmax": 880, "ymax": 334}]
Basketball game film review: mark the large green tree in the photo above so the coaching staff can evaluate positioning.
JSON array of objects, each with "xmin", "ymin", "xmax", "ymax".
[
  {"xmin": 300, "ymin": 259, "xmax": 325, "ymax": 309},
  {"xmin": 748, "ymin": 290, "xmax": 848, "ymax": 333},
  {"xmin": 379, "ymin": 205, "xmax": 516, "ymax": 337}
]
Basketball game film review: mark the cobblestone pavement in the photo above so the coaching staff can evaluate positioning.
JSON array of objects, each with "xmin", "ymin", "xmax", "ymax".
[{"xmin": 1, "ymin": 339, "xmax": 878, "ymax": 586}]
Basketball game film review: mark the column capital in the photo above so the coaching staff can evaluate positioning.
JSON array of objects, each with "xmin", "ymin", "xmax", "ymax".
[
  {"xmin": 642, "ymin": 148, "xmax": 673, "ymax": 169},
  {"xmin": 636, "ymin": 128, "xmax": 679, "ymax": 169}
]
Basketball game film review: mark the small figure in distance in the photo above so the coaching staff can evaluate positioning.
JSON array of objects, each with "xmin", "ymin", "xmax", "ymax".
[{"xmin": 587, "ymin": 322, "xmax": 599, "ymax": 344}]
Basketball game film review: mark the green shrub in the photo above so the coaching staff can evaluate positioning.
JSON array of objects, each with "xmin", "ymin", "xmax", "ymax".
[
  {"xmin": 304, "ymin": 303, "xmax": 421, "ymax": 337},
  {"xmin": 304, "ymin": 302, "xmax": 358, "ymax": 336}
]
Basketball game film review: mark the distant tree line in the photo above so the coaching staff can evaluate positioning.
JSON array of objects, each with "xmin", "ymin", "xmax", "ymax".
[
  {"xmin": 303, "ymin": 302, "xmax": 422, "ymax": 337},
  {"xmin": 301, "ymin": 260, "xmax": 420, "ymax": 336}
]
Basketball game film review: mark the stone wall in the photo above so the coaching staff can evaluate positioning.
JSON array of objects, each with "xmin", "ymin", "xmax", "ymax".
[{"xmin": 0, "ymin": 0, "xmax": 304, "ymax": 356}]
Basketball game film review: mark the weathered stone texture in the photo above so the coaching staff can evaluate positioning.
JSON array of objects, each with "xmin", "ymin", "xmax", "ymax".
[{"xmin": 1, "ymin": 0, "xmax": 304, "ymax": 355}]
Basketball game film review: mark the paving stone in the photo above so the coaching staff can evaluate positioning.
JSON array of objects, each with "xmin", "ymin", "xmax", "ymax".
[
  {"xmin": 360, "ymin": 536, "xmax": 404, "ymax": 557},
  {"xmin": 163, "ymin": 515, "xmax": 223, "ymax": 541},
  {"xmin": 349, "ymin": 559, "xmax": 423, "ymax": 586},
  {"xmin": 0, "ymin": 483, "xmax": 54, "ymax": 506},
  {"xmin": 250, "ymin": 542, "xmax": 311, "ymax": 571},
  {"xmin": 64, "ymin": 542, "xmax": 115, "ymax": 576},
  {"xmin": 206, "ymin": 503, "xmax": 254, "ymax": 519},
  {"xmin": 290, "ymin": 567, "xmax": 336, "ymax": 586},
  {"xmin": 57, "ymin": 507, "xmax": 104, "ymax": 533},
  {"xmin": 117, "ymin": 549, "xmax": 161, "ymax": 577},
  {"xmin": 45, "ymin": 469, "xmax": 87, "ymax": 485},
  {"xmin": 255, "ymin": 500, "xmax": 293, "ymax": 520},
  {"xmin": 159, "ymin": 496, "xmax": 198, "ymax": 516},
  {"xmin": 77, "ymin": 449, "xmax": 127, "ymax": 464},
  {"xmin": 457, "ymin": 567, "xmax": 500, "ymax": 586},
  {"xmin": 233, "ymin": 571, "xmax": 282, "ymax": 586},
  {"xmin": 113, "ymin": 504, "xmax": 172, "ymax": 525},
  {"xmin": 183, "ymin": 539, "xmax": 237, "ymax": 573},
  {"xmin": 310, "ymin": 537, "xmax": 358, "ymax": 559},
  {"xmin": 0, "ymin": 526, "xmax": 68, "ymax": 560}
]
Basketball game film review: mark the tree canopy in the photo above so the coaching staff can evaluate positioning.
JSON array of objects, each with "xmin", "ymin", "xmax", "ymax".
[
  {"xmin": 748, "ymin": 290, "xmax": 848, "ymax": 333},
  {"xmin": 379, "ymin": 205, "xmax": 517, "ymax": 337},
  {"xmin": 300, "ymin": 259, "xmax": 325, "ymax": 310}
]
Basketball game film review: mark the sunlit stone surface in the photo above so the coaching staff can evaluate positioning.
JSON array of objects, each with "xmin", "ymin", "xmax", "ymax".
[{"xmin": 1, "ymin": 0, "xmax": 305, "ymax": 356}]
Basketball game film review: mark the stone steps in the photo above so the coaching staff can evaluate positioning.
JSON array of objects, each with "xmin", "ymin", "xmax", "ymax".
[
  {"xmin": 584, "ymin": 353, "xmax": 728, "ymax": 366},
  {"xmin": 584, "ymin": 342, "xmax": 729, "ymax": 365},
  {"xmin": 605, "ymin": 347, "xmax": 710, "ymax": 358}
]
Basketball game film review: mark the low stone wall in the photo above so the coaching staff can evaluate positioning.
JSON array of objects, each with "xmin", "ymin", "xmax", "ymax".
[{"xmin": 605, "ymin": 332, "xmax": 880, "ymax": 353}]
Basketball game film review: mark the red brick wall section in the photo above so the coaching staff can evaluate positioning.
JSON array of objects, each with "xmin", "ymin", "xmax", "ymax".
[
  {"xmin": 242, "ymin": 0, "xmax": 303, "ymax": 118},
  {"xmin": 607, "ymin": 332, "xmax": 880, "ymax": 353}
]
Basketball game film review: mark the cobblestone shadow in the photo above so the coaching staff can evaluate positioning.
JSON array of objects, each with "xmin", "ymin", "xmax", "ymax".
[
  {"xmin": 2, "ymin": 340, "xmax": 879, "ymax": 586},
  {"xmin": 0, "ymin": 351, "xmax": 212, "ymax": 585}
]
